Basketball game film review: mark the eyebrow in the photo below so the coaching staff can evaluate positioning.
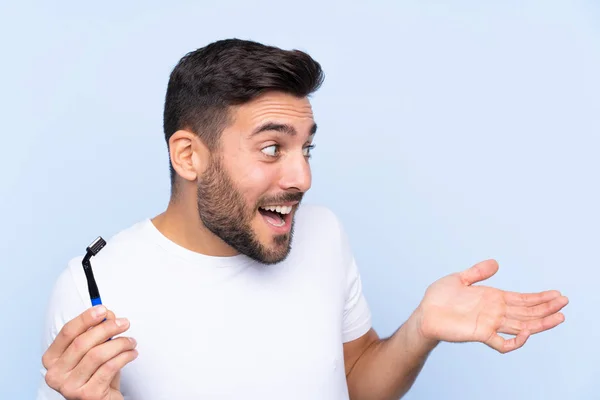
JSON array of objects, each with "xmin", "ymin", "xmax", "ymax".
[{"xmin": 251, "ymin": 122, "xmax": 317, "ymax": 137}]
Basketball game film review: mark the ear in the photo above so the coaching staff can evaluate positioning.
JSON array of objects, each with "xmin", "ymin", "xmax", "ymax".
[{"xmin": 169, "ymin": 130, "xmax": 209, "ymax": 182}]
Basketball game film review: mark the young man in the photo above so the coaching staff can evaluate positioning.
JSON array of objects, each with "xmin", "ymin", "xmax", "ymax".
[{"xmin": 37, "ymin": 39, "xmax": 568, "ymax": 400}]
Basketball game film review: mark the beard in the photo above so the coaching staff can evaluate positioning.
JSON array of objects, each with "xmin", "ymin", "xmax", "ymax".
[{"xmin": 196, "ymin": 155, "xmax": 303, "ymax": 265}]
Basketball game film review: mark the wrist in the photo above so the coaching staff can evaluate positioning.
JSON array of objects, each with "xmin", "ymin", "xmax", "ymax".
[{"xmin": 408, "ymin": 306, "xmax": 440, "ymax": 352}]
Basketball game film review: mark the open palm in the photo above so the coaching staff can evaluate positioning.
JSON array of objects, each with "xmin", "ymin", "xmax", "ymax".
[{"xmin": 418, "ymin": 259, "xmax": 568, "ymax": 353}]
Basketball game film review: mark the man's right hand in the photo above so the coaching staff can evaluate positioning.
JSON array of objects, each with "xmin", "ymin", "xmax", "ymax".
[{"xmin": 42, "ymin": 305, "xmax": 138, "ymax": 400}]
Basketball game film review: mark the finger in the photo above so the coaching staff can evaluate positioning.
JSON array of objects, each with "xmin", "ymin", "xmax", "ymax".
[
  {"xmin": 86, "ymin": 349, "xmax": 139, "ymax": 391},
  {"xmin": 69, "ymin": 336, "xmax": 137, "ymax": 388},
  {"xmin": 110, "ymin": 370, "xmax": 121, "ymax": 391},
  {"xmin": 52, "ymin": 318, "xmax": 131, "ymax": 374},
  {"xmin": 499, "ymin": 313, "xmax": 566, "ymax": 335},
  {"xmin": 486, "ymin": 329, "xmax": 531, "ymax": 354},
  {"xmin": 43, "ymin": 306, "xmax": 108, "ymax": 369},
  {"xmin": 503, "ymin": 290, "xmax": 563, "ymax": 307},
  {"xmin": 83, "ymin": 310, "xmax": 116, "ymax": 333},
  {"xmin": 507, "ymin": 296, "xmax": 569, "ymax": 320},
  {"xmin": 104, "ymin": 311, "xmax": 116, "ymax": 339},
  {"xmin": 459, "ymin": 259, "xmax": 499, "ymax": 286},
  {"xmin": 103, "ymin": 312, "xmax": 127, "ymax": 394}
]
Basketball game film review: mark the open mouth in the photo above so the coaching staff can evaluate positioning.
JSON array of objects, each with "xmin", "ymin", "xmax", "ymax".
[{"xmin": 258, "ymin": 205, "xmax": 293, "ymax": 228}]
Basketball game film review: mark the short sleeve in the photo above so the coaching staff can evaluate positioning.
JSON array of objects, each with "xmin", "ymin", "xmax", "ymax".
[
  {"xmin": 336, "ymin": 217, "xmax": 372, "ymax": 343},
  {"xmin": 36, "ymin": 261, "xmax": 89, "ymax": 400}
]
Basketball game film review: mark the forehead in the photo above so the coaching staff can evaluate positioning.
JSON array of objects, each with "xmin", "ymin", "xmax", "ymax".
[{"xmin": 229, "ymin": 91, "xmax": 315, "ymax": 134}]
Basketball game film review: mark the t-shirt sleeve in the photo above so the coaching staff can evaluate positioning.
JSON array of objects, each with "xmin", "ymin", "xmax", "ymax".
[
  {"xmin": 335, "ymin": 215, "xmax": 373, "ymax": 343},
  {"xmin": 342, "ymin": 255, "xmax": 372, "ymax": 343},
  {"xmin": 36, "ymin": 260, "xmax": 89, "ymax": 400}
]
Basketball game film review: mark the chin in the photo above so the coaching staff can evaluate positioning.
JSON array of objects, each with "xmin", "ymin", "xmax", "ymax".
[
  {"xmin": 245, "ymin": 210, "xmax": 296, "ymax": 265},
  {"xmin": 250, "ymin": 233, "xmax": 292, "ymax": 265},
  {"xmin": 256, "ymin": 234, "xmax": 291, "ymax": 264}
]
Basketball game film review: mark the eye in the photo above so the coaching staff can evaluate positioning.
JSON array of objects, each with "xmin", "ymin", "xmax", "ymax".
[
  {"xmin": 303, "ymin": 144, "xmax": 316, "ymax": 158},
  {"xmin": 261, "ymin": 144, "xmax": 279, "ymax": 157}
]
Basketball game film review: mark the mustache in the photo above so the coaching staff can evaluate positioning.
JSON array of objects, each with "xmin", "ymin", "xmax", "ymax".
[{"xmin": 258, "ymin": 192, "xmax": 304, "ymax": 207}]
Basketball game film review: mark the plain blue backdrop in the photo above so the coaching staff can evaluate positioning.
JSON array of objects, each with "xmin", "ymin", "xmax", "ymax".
[{"xmin": 1, "ymin": 0, "xmax": 598, "ymax": 398}]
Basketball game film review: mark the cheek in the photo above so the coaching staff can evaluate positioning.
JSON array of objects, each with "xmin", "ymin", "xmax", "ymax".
[{"xmin": 231, "ymin": 161, "xmax": 278, "ymax": 203}]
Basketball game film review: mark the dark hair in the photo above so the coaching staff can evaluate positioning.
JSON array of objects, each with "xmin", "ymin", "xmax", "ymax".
[{"xmin": 163, "ymin": 38, "xmax": 325, "ymax": 188}]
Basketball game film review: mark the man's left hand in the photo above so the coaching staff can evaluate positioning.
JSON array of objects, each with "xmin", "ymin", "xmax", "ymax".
[{"xmin": 415, "ymin": 259, "xmax": 568, "ymax": 353}]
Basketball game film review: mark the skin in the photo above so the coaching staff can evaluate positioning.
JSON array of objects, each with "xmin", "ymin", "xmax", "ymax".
[
  {"xmin": 42, "ymin": 307, "xmax": 137, "ymax": 400},
  {"xmin": 342, "ymin": 259, "xmax": 568, "ymax": 399},
  {"xmin": 153, "ymin": 91, "xmax": 316, "ymax": 264},
  {"xmin": 42, "ymin": 91, "xmax": 569, "ymax": 399}
]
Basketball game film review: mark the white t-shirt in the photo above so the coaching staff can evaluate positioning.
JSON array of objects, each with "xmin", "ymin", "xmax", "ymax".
[{"xmin": 36, "ymin": 204, "xmax": 372, "ymax": 400}]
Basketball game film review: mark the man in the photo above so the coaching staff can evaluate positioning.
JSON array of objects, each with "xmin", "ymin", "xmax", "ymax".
[{"xmin": 37, "ymin": 38, "xmax": 568, "ymax": 400}]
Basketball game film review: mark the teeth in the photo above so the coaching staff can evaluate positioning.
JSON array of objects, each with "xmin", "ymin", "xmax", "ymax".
[{"xmin": 260, "ymin": 205, "xmax": 293, "ymax": 214}]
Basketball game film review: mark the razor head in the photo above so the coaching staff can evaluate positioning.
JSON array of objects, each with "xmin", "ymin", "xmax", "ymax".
[{"xmin": 86, "ymin": 236, "xmax": 106, "ymax": 256}]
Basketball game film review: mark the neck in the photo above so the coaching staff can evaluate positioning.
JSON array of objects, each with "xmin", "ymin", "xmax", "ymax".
[{"xmin": 151, "ymin": 192, "xmax": 239, "ymax": 257}]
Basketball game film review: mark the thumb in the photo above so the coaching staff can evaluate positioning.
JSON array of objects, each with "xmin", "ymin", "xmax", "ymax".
[{"xmin": 459, "ymin": 259, "xmax": 499, "ymax": 286}]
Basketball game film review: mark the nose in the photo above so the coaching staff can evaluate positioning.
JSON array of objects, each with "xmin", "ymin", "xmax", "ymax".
[{"xmin": 278, "ymin": 152, "xmax": 312, "ymax": 193}]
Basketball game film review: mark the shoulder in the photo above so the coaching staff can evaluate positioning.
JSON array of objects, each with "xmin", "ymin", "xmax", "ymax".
[
  {"xmin": 293, "ymin": 203, "xmax": 349, "ymax": 249},
  {"xmin": 291, "ymin": 203, "xmax": 354, "ymax": 263},
  {"xmin": 89, "ymin": 219, "xmax": 154, "ymax": 263},
  {"xmin": 64, "ymin": 219, "xmax": 155, "ymax": 280},
  {"xmin": 44, "ymin": 219, "xmax": 152, "ymax": 322},
  {"xmin": 294, "ymin": 203, "xmax": 344, "ymax": 235}
]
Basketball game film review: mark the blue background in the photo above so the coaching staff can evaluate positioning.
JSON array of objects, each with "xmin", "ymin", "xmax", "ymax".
[{"xmin": 1, "ymin": 0, "xmax": 598, "ymax": 398}]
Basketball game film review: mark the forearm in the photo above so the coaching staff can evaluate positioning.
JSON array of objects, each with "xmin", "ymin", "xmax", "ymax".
[{"xmin": 346, "ymin": 308, "xmax": 439, "ymax": 400}]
